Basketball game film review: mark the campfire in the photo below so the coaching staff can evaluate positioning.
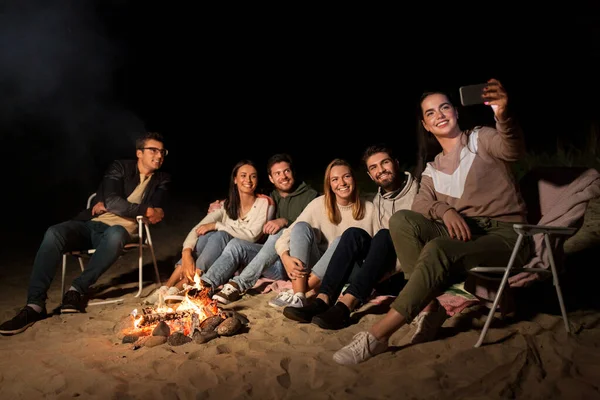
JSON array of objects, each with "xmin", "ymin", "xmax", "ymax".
[{"xmin": 117, "ymin": 274, "xmax": 248, "ymax": 349}]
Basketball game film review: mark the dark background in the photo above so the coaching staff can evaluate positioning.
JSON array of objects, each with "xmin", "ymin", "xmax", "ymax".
[{"xmin": 2, "ymin": 2, "xmax": 600, "ymax": 252}]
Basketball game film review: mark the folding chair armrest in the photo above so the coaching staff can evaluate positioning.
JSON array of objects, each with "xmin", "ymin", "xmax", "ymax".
[
  {"xmin": 135, "ymin": 215, "xmax": 154, "ymax": 246},
  {"xmin": 513, "ymin": 223, "xmax": 578, "ymax": 237}
]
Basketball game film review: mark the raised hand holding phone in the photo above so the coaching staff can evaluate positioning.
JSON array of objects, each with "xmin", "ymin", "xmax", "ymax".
[
  {"xmin": 482, "ymin": 79, "xmax": 508, "ymax": 121},
  {"xmin": 459, "ymin": 79, "xmax": 508, "ymax": 120}
]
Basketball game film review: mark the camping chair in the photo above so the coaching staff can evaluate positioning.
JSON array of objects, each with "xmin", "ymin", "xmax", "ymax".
[
  {"xmin": 470, "ymin": 223, "xmax": 577, "ymax": 348},
  {"xmin": 468, "ymin": 166, "xmax": 600, "ymax": 348},
  {"xmin": 61, "ymin": 193, "xmax": 162, "ymax": 306}
]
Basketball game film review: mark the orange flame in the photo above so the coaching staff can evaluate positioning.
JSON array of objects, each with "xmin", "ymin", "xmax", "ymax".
[{"xmin": 125, "ymin": 271, "xmax": 220, "ymax": 337}]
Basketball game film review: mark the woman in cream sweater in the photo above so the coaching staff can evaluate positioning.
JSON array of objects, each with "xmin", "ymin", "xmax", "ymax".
[
  {"xmin": 269, "ymin": 158, "xmax": 378, "ymax": 309},
  {"xmin": 145, "ymin": 159, "xmax": 274, "ymax": 303}
]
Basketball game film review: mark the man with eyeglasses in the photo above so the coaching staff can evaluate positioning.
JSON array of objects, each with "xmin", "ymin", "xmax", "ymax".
[{"xmin": 0, "ymin": 132, "xmax": 171, "ymax": 336}]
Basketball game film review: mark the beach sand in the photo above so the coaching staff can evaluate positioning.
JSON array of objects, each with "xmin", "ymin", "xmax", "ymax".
[{"xmin": 1, "ymin": 197, "xmax": 600, "ymax": 399}]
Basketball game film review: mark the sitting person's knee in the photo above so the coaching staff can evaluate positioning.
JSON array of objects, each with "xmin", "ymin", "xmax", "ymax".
[
  {"xmin": 105, "ymin": 226, "xmax": 130, "ymax": 247},
  {"xmin": 292, "ymin": 221, "xmax": 312, "ymax": 233},
  {"xmin": 342, "ymin": 226, "xmax": 370, "ymax": 241},
  {"xmin": 389, "ymin": 210, "xmax": 419, "ymax": 233}
]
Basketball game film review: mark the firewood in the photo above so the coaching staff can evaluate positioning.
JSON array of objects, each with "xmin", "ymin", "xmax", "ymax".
[
  {"xmin": 199, "ymin": 315, "xmax": 224, "ymax": 333},
  {"xmin": 193, "ymin": 330, "xmax": 218, "ymax": 344},
  {"xmin": 139, "ymin": 311, "xmax": 191, "ymax": 326},
  {"xmin": 216, "ymin": 317, "xmax": 242, "ymax": 336}
]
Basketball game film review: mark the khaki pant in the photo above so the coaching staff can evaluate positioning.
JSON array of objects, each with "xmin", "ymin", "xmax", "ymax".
[{"xmin": 388, "ymin": 210, "xmax": 531, "ymax": 322}]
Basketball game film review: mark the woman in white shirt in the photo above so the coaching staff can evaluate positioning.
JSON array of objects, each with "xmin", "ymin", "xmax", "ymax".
[{"xmin": 145, "ymin": 159, "xmax": 274, "ymax": 303}]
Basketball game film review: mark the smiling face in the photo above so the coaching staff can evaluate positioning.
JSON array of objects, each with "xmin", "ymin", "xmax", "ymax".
[
  {"xmin": 420, "ymin": 93, "xmax": 461, "ymax": 139},
  {"xmin": 234, "ymin": 164, "xmax": 258, "ymax": 196},
  {"xmin": 365, "ymin": 151, "xmax": 400, "ymax": 192},
  {"xmin": 329, "ymin": 165, "xmax": 355, "ymax": 206},
  {"xmin": 268, "ymin": 161, "xmax": 295, "ymax": 194},
  {"xmin": 136, "ymin": 138, "xmax": 165, "ymax": 174}
]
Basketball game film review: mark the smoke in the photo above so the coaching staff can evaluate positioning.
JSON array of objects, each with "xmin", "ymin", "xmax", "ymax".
[
  {"xmin": 0, "ymin": 0, "xmax": 147, "ymax": 227},
  {"xmin": 0, "ymin": 0, "xmax": 144, "ymax": 191},
  {"xmin": 0, "ymin": 1, "xmax": 143, "ymax": 178}
]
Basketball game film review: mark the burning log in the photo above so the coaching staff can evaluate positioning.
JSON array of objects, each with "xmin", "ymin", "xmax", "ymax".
[
  {"xmin": 138, "ymin": 310, "xmax": 192, "ymax": 327},
  {"xmin": 119, "ymin": 274, "xmax": 249, "ymax": 348}
]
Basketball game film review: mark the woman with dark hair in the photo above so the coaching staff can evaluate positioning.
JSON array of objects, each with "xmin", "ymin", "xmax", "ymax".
[
  {"xmin": 268, "ymin": 158, "xmax": 378, "ymax": 309},
  {"xmin": 334, "ymin": 78, "xmax": 531, "ymax": 365},
  {"xmin": 145, "ymin": 159, "xmax": 274, "ymax": 303}
]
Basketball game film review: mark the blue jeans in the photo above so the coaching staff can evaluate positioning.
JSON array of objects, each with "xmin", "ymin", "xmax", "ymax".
[
  {"xmin": 27, "ymin": 220, "xmax": 131, "ymax": 306},
  {"xmin": 201, "ymin": 231, "xmax": 287, "ymax": 292},
  {"xmin": 288, "ymin": 221, "xmax": 340, "ymax": 281},
  {"xmin": 175, "ymin": 230, "xmax": 233, "ymax": 272},
  {"xmin": 319, "ymin": 227, "xmax": 397, "ymax": 304}
]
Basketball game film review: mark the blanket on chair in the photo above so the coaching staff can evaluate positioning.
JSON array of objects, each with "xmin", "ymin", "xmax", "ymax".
[{"xmin": 508, "ymin": 167, "xmax": 600, "ymax": 287}]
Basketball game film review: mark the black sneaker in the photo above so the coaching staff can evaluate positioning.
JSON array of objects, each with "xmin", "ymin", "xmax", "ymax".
[
  {"xmin": 283, "ymin": 298, "xmax": 330, "ymax": 323},
  {"xmin": 212, "ymin": 281, "xmax": 242, "ymax": 305},
  {"xmin": 311, "ymin": 302, "xmax": 350, "ymax": 330},
  {"xmin": 60, "ymin": 290, "xmax": 85, "ymax": 313},
  {"xmin": 0, "ymin": 306, "xmax": 47, "ymax": 336}
]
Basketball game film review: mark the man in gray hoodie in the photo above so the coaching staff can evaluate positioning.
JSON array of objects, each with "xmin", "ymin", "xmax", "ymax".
[
  {"xmin": 283, "ymin": 144, "xmax": 419, "ymax": 330},
  {"xmin": 200, "ymin": 153, "xmax": 319, "ymax": 304}
]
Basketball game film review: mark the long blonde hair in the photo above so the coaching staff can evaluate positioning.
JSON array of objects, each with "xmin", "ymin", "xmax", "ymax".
[{"xmin": 323, "ymin": 158, "xmax": 365, "ymax": 224}]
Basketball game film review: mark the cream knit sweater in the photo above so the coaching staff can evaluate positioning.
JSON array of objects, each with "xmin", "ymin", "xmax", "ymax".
[{"xmin": 275, "ymin": 195, "xmax": 377, "ymax": 256}]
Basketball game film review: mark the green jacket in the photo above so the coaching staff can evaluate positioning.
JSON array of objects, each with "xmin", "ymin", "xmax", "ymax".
[{"xmin": 270, "ymin": 181, "xmax": 318, "ymax": 225}]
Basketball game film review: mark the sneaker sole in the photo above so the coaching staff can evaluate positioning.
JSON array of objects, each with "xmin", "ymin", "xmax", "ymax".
[
  {"xmin": 311, "ymin": 316, "xmax": 346, "ymax": 330},
  {"xmin": 212, "ymin": 294, "xmax": 232, "ymax": 305},
  {"xmin": 268, "ymin": 301, "xmax": 286, "ymax": 309},
  {"xmin": 60, "ymin": 308, "xmax": 82, "ymax": 314},
  {"xmin": 163, "ymin": 295, "xmax": 185, "ymax": 302},
  {"xmin": 282, "ymin": 308, "xmax": 312, "ymax": 323},
  {"xmin": 0, "ymin": 321, "xmax": 36, "ymax": 336}
]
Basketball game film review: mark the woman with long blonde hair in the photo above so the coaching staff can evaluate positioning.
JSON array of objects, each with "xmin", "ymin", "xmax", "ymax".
[{"xmin": 269, "ymin": 159, "xmax": 378, "ymax": 309}]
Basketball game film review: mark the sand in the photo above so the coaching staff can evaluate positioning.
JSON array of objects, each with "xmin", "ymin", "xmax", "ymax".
[{"xmin": 1, "ymin": 197, "xmax": 600, "ymax": 400}]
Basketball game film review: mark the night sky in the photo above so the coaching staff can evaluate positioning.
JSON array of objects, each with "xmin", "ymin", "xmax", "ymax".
[{"xmin": 2, "ymin": 2, "xmax": 600, "ymax": 251}]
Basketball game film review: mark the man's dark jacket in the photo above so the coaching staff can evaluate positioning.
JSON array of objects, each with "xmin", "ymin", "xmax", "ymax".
[{"xmin": 74, "ymin": 159, "xmax": 171, "ymax": 221}]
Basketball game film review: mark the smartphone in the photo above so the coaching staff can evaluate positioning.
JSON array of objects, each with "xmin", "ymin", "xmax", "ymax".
[{"xmin": 459, "ymin": 83, "xmax": 488, "ymax": 106}]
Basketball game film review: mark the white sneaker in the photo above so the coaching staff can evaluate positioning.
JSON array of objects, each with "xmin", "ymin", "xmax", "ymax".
[
  {"xmin": 409, "ymin": 306, "xmax": 447, "ymax": 345},
  {"xmin": 333, "ymin": 331, "xmax": 388, "ymax": 365},
  {"xmin": 162, "ymin": 287, "xmax": 183, "ymax": 302},
  {"xmin": 268, "ymin": 290, "xmax": 306, "ymax": 308},
  {"xmin": 143, "ymin": 285, "xmax": 169, "ymax": 305},
  {"xmin": 286, "ymin": 293, "xmax": 307, "ymax": 308}
]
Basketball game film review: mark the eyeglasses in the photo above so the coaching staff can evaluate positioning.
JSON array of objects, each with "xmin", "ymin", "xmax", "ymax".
[{"xmin": 140, "ymin": 147, "xmax": 168, "ymax": 157}]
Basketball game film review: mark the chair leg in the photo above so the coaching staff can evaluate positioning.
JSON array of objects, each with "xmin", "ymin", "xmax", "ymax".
[
  {"xmin": 144, "ymin": 223, "xmax": 161, "ymax": 288},
  {"xmin": 61, "ymin": 254, "xmax": 67, "ymax": 296},
  {"xmin": 544, "ymin": 234, "xmax": 570, "ymax": 333},
  {"xmin": 474, "ymin": 234, "xmax": 524, "ymax": 348},
  {"xmin": 134, "ymin": 242, "xmax": 144, "ymax": 298}
]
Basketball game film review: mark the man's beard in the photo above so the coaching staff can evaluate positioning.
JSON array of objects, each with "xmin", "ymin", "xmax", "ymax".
[{"xmin": 377, "ymin": 173, "xmax": 395, "ymax": 189}]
